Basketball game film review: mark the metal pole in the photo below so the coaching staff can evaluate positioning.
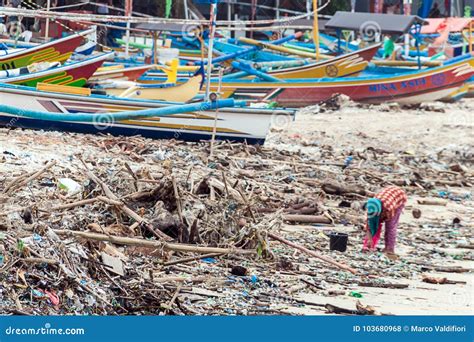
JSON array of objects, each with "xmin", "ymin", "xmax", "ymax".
[
  {"xmin": 210, "ymin": 67, "xmax": 223, "ymax": 158},
  {"xmin": 404, "ymin": 33, "xmax": 409, "ymax": 58},
  {"xmin": 125, "ymin": 0, "xmax": 133, "ymax": 58},
  {"xmin": 227, "ymin": 1, "xmax": 231, "ymax": 36},
  {"xmin": 250, "ymin": 0, "xmax": 256, "ymax": 39},
  {"xmin": 45, "ymin": 0, "xmax": 51, "ymax": 39},
  {"xmin": 184, "ymin": 0, "xmax": 189, "ymax": 19},
  {"xmin": 205, "ymin": 0, "xmax": 218, "ymax": 101},
  {"xmin": 312, "ymin": 0, "xmax": 320, "ymax": 60}
]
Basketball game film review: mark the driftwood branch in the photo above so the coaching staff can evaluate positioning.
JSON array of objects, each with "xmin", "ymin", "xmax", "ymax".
[
  {"xmin": 79, "ymin": 157, "xmax": 172, "ymax": 241},
  {"xmin": 52, "ymin": 229, "xmax": 256, "ymax": 255},
  {"xmin": 4, "ymin": 160, "xmax": 57, "ymax": 194},
  {"xmin": 282, "ymin": 214, "xmax": 332, "ymax": 224},
  {"xmin": 267, "ymin": 232, "xmax": 357, "ymax": 274},
  {"xmin": 164, "ymin": 252, "xmax": 224, "ymax": 266}
]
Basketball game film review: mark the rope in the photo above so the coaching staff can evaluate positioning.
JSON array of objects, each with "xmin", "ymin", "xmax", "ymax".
[
  {"xmin": 51, "ymin": 1, "xmax": 153, "ymax": 18},
  {"xmin": 21, "ymin": 0, "xmax": 109, "ymax": 50},
  {"xmin": 0, "ymin": 1, "xmax": 331, "ymax": 28}
]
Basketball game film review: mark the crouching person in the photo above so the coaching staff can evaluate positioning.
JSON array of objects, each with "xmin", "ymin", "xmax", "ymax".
[{"xmin": 363, "ymin": 186, "xmax": 407, "ymax": 256}]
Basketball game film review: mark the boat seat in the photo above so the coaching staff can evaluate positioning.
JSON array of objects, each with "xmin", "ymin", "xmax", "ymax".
[{"xmin": 37, "ymin": 83, "xmax": 92, "ymax": 96}]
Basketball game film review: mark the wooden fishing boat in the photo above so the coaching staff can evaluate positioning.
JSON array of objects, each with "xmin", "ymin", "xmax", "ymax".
[
  {"xmin": 142, "ymin": 43, "xmax": 381, "ymax": 82},
  {"xmin": 89, "ymin": 64, "xmax": 155, "ymax": 82},
  {"xmin": 258, "ymin": 44, "xmax": 380, "ymax": 79},
  {"xmin": 208, "ymin": 56, "xmax": 474, "ymax": 106},
  {"xmin": 0, "ymin": 30, "xmax": 90, "ymax": 70},
  {"xmin": 142, "ymin": 31, "xmax": 377, "ymax": 81},
  {"xmin": 0, "ymin": 83, "xmax": 294, "ymax": 144},
  {"xmin": 233, "ymin": 37, "xmax": 380, "ymax": 79},
  {"xmin": 468, "ymin": 83, "xmax": 474, "ymax": 98},
  {"xmin": 0, "ymin": 53, "xmax": 112, "ymax": 87},
  {"xmin": 96, "ymin": 74, "xmax": 203, "ymax": 102},
  {"xmin": 114, "ymin": 38, "xmax": 203, "ymax": 61},
  {"xmin": 441, "ymin": 83, "xmax": 471, "ymax": 102}
]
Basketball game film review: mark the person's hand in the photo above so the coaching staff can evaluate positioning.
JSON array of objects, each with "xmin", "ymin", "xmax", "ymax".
[{"xmin": 365, "ymin": 232, "xmax": 373, "ymax": 249}]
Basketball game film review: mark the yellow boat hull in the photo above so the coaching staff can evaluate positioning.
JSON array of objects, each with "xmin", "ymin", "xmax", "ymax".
[{"xmin": 104, "ymin": 74, "xmax": 202, "ymax": 102}]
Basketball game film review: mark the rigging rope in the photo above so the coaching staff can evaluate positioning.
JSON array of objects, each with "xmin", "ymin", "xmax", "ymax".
[{"xmin": 0, "ymin": 0, "xmax": 331, "ymax": 29}]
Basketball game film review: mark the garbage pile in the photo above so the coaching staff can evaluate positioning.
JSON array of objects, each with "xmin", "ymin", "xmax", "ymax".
[{"xmin": 0, "ymin": 103, "xmax": 472, "ymax": 315}]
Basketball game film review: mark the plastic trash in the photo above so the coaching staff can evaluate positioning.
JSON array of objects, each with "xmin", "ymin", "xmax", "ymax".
[
  {"xmin": 44, "ymin": 290, "xmax": 60, "ymax": 306},
  {"xmin": 85, "ymin": 294, "xmax": 96, "ymax": 306},
  {"xmin": 58, "ymin": 178, "xmax": 82, "ymax": 196},
  {"xmin": 344, "ymin": 156, "xmax": 353, "ymax": 168},
  {"xmin": 201, "ymin": 258, "xmax": 217, "ymax": 263},
  {"xmin": 349, "ymin": 291, "xmax": 363, "ymax": 298},
  {"xmin": 152, "ymin": 149, "xmax": 170, "ymax": 161},
  {"xmin": 156, "ymin": 48, "xmax": 179, "ymax": 64},
  {"xmin": 32, "ymin": 289, "xmax": 47, "ymax": 299}
]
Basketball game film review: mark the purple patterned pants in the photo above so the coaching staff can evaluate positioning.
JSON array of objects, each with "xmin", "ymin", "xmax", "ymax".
[{"xmin": 384, "ymin": 205, "xmax": 404, "ymax": 251}]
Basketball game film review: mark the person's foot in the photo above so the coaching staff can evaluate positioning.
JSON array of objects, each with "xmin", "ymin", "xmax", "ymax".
[{"xmin": 384, "ymin": 251, "xmax": 399, "ymax": 261}]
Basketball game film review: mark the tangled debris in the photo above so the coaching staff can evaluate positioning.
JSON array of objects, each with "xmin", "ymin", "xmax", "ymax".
[{"xmin": 0, "ymin": 102, "xmax": 472, "ymax": 316}]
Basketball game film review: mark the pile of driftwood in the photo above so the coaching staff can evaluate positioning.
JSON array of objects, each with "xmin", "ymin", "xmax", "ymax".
[{"xmin": 0, "ymin": 125, "xmax": 472, "ymax": 315}]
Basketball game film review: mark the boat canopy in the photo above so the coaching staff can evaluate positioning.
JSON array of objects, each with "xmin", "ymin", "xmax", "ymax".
[
  {"xmin": 325, "ymin": 11, "xmax": 427, "ymax": 35},
  {"xmin": 270, "ymin": 18, "xmax": 330, "ymax": 32},
  {"xmin": 135, "ymin": 23, "xmax": 196, "ymax": 32}
]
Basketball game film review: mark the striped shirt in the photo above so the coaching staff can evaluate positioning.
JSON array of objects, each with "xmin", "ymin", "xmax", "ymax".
[{"xmin": 375, "ymin": 186, "xmax": 407, "ymax": 221}]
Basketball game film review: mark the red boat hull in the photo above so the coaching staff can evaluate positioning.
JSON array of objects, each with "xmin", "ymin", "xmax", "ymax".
[
  {"xmin": 0, "ymin": 33, "xmax": 84, "ymax": 70},
  {"xmin": 270, "ymin": 62, "xmax": 474, "ymax": 106}
]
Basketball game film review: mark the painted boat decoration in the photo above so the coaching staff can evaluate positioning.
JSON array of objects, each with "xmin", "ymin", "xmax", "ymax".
[
  {"xmin": 0, "ymin": 83, "xmax": 294, "ymax": 144},
  {"xmin": 0, "ymin": 53, "xmax": 112, "ymax": 87},
  {"xmin": 261, "ymin": 44, "xmax": 380, "ymax": 79},
  {"xmin": 96, "ymin": 74, "xmax": 203, "ymax": 102},
  {"xmin": 207, "ymin": 57, "xmax": 474, "ymax": 106},
  {"xmin": 0, "ymin": 30, "xmax": 91, "ymax": 70},
  {"xmin": 89, "ymin": 64, "xmax": 155, "ymax": 82}
]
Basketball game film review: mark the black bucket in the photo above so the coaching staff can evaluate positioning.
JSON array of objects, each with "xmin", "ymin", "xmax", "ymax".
[{"xmin": 329, "ymin": 232, "xmax": 348, "ymax": 252}]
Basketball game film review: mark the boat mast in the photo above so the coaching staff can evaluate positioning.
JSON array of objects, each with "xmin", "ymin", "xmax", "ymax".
[
  {"xmin": 45, "ymin": 0, "xmax": 51, "ymax": 39},
  {"xmin": 205, "ymin": 0, "xmax": 218, "ymax": 100},
  {"xmin": 312, "ymin": 0, "xmax": 320, "ymax": 60}
]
